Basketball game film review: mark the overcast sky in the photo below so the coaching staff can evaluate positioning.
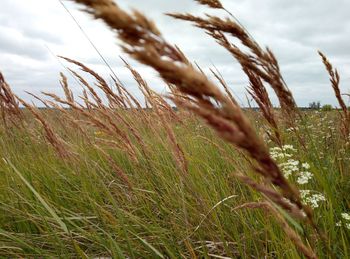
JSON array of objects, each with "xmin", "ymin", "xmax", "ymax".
[{"xmin": 1, "ymin": 0, "xmax": 349, "ymax": 107}]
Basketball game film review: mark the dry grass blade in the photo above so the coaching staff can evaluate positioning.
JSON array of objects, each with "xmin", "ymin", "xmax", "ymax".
[
  {"xmin": 210, "ymin": 67, "xmax": 238, "ymax": 106},
  {"xmin": 69, "ymin": 69, "xmax": 104, "ymax": 108},
  {"xmin": 194, "ymin": 0, "xmax": 223, "ymax": 9},
  {"xmin": 41, "ymin": 91, "xmax": 138, "ymax": 161},
  {"xmin": 59, "ymin": 56, "xmax": 125, "ymax": 108},
  {"xmin": 167, "ymin": 12, "xmax": 297, "ymax": 121},
  {"xmin": 16, "ymin": 95, "xmax": 71, "ymax": 159},
  {"xmin": 60, "ymin": 72, "xmax": 74, "ymax": 103},
  {"xmin": 0, "ymin": 72, "xmax": 23, "ymax": 126},
  {"xmin": 245, "ymin": 68, "xmax": 282, "ymax": 145},
  {"xmin": 318, "ymin": 51, "xmax": 349, "ymax": 138}
]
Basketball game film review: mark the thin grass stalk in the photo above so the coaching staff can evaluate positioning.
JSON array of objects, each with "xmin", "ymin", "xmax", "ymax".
[
  {"xmin": 318, "ymin": 51, "xmax": 349, "ymax": 138},
  {"xmin": 0, "ymin": 72, "xmax": 23, "ymax": 127},
  {"xmin": 16, "ymin": 96, "xmax": 71, "ymax": 159}
]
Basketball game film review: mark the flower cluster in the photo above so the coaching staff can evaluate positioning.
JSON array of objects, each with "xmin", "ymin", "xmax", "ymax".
[
  {"xmin": 270, "ymin": 146, "xmax": 314, "ymax": 185},
  {"xmin": 336, "ymin": 213, "xmax": 350, "ymax": 230},
  {"xmin": 270, "ymin": 145, "xmax": 296, "ymax": 159},
  {"xmin": 270, "ymin": 144, "xmax": 326, "ymax": 208},
  {"xmin": 300, "ymin": 190, "xmax": 326, "ymax": 209}
]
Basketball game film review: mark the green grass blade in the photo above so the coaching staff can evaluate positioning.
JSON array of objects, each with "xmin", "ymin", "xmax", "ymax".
[{"xmin": 4, "ymin": 158, "xmax": 68, "ymax": 233}]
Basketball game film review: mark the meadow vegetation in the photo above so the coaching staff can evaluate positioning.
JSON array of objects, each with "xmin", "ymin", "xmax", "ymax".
[{"xmin": 0, "ymin": 0, "xmax": 349, "ymax": 258}]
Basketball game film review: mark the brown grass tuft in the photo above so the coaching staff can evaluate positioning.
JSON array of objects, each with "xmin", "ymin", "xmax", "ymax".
[
  {"xmin": 318, "ymin": 51, "xmax": 349, "ymax": 138},
  {"xmin": 0, "ymin": 72, "xmax": 23, "ymax": 127},
  {"xmin": 16, "ymin": 95, "xmax": 71, "ymax": 159},
  {"xmin": 194, "ymin": 0, "xmax": 223, "ymax": 9}
]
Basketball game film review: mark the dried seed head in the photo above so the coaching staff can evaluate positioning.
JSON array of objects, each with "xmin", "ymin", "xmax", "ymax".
[{"xmin": 195, "ymin": 0, "xmax": 223, "ymax": 9}]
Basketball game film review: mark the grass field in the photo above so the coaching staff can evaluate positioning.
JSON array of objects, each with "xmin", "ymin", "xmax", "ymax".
[{"xmin": 0, "ymin": 0, "xmax": 349, "ymax": 258}]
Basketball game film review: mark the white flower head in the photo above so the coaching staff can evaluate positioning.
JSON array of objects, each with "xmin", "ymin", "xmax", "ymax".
[
  {"xmin": 300, "ymin": 190, "xmax": 326, "ymax": 208},
  {"xmin": 341, "ymin": 213, "xmax": 350, "ymax": 221},
  {"xmin": 302, "ymin": 162, "xmax": 310, "ymax": 169},
  {"xmin": 297, "ymin": 171, "xmax": 313, "ymax": 185}
]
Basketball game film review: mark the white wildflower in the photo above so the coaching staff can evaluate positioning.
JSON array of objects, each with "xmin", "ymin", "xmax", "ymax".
[
  {"xmin": 337, "ymin": 213, "xmax": 350, "ymax": 229},
  {"xmin": 283, "ymin": 145, "xmax": 296, "ymax": 152},
  {"xmin": 297, "ymin": 171, "xmax": 313, "ymax": 185},
  {"xmin": 341, "ymin": 213, "xmax": 350, "ymax": 221},
  {"xmin": 302, "ymin": 162, "xmax": 310, "ymax": 169},
  {"xmin": 300, "ymin": 190, "xmax": 326, "ymax": 208},
  {"xmin": 279, "ymin": 159, "xmax": 300, "ymax": 178},
  {"xmin": 300, "ymin": 190, "xmax": 310, "ymax": 198}
]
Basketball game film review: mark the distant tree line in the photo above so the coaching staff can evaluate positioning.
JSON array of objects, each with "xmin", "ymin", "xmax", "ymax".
[{"xmin": 308, "ymin": 101, "xmax": 333, "ymax": 111}]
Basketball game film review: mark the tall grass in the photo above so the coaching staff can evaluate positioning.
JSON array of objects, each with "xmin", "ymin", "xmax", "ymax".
[{"xmin": 0, "ymin": 0, "xmax": 349, "ymax": 258}]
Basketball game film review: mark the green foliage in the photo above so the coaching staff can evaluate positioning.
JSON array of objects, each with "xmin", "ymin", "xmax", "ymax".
[{"xmin": 322, "ymin": 104, "xmax": 333, "ymax": 111}]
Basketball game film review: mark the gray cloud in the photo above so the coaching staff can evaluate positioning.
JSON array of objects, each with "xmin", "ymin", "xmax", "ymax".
[
  {"xmin": 0, "ymin": 0, "xmax": 349, "ymax": 107},
  {"xmin": 0, "ymin": 1, "xmax": 63, "ymax": 45},
  {"xmin": 0, "ymin": 28, "xmax": 49, "ymax": 60}
]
